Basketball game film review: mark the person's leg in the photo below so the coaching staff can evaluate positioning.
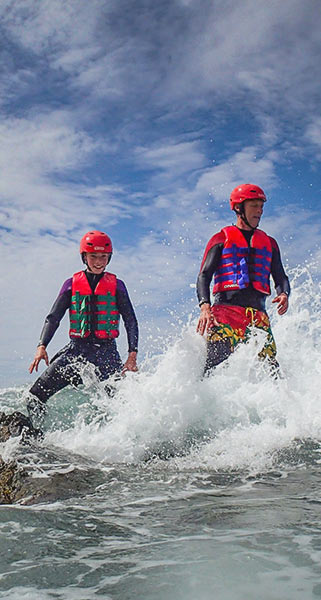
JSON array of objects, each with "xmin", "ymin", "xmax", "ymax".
[
  {"xmin": 27, "ymin": 344, "xmax": 83, "ymax": 428},
  {"xmin": 97, "ymin": 343, "xmax": 123, "ymax": 381},
  {"xmin": 82, "ymin": 341, "xmax": 123, "ymax": 396},
  {"xmin": 204, "ymin": 338, "xmax": 232, "ymax": 375},
  {"xmin": 254, "ymin": 312, "xmax": 280, "ymax": 376},
  {"xmin": 204, "ymin": 324, "xmax": 236, "ymax": 375}
]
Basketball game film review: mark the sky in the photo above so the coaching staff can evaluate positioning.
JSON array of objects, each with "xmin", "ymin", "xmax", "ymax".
[{"xmin": 0, "ymin": 0, "xmax": 320, "ymax": 386}]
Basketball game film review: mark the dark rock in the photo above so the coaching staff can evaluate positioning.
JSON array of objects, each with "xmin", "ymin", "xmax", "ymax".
[
  {"xmin": 0, "ymin": 454, "xmax": 106, "ymax": 505},
  {"xmin": 0, "ymin": 411, "xmax": 43, "ymax": 443},
  {"xmin": 0, "ymin": 456, "xmax": 28, "ymax": 504},
  {"xmin": 0, "ymin": 411, "xmax": 106, "ymax": 505}
]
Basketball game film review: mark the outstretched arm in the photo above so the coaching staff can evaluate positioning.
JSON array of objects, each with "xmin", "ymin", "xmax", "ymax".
[{"xmin": 29, "ymin": 280, "xmax": 72, "ymax": 373}]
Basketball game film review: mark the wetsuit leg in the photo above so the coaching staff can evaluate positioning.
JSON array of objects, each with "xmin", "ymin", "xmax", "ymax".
[
  {"xmin": 94, "ymin": 342, "xmax": 123, "ymax": 381},
  {"xmin": 204, "ymin": 337, "xmax": 232, "ymax": 375},
  {"xmin": 203, "ymin": 319, "xmax": 240, "ymax": 375},
  {"xmin": 78, "ymin": 341, "xmax": 122, "ymax": 383},
  {"xmin": 27, "ymin": 343, "xmax": 83, "ymax": 426}
]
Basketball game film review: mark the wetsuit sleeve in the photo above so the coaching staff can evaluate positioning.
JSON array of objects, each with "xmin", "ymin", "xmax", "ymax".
[
  {"xmin": 269, "ymin": 238, "xmax": 291, "ymax": 296},
  {"xmin": 196, "ymin": 232, "xmax": 225, "ymax": 305},
  {"xmin": 116, "ymin": 280, "xmax": 139, "ymax": 352},
  {"xmin": 37, "ymin": 279, "xmax": 72, "ymax": 347}
]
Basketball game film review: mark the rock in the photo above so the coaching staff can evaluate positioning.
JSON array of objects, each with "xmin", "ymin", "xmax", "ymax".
[
  {"xmin": 0, "ymin": 410, "xmax": 42, "ymax": 442},
  {"xmin": 0, "ymin": 454, "xmax": 106, "ymax": 505},
  {"xmin": 0, "ymin": 456, "xmax": 28, "ymax": 504},
  {"xmin": 0, "ymin": 411, "xmax": 106, "ymax": 505}
]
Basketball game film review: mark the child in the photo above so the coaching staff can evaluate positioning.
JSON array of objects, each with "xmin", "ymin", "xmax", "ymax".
[{"xmin": 27, "ymin": 230, "xmax": 138, "ymax": 429}]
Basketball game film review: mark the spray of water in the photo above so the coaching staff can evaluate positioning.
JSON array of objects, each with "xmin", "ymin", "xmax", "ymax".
[
  {"xmin": 1, "ymin": 265, "xmax": 320, "ymax": 474},
  {"xmin": 38, "ymin": 264, "xmax": 320, "ymax": 473}
]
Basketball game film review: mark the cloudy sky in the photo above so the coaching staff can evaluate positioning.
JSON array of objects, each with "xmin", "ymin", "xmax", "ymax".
[{"xmin": 1, "ymin": 0, "xmax": 320, "ymax": 385}]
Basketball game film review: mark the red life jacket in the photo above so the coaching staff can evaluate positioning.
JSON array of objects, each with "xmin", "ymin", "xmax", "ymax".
[
  {"xmin": 213, "ymin": 226, "xmax": 272, "ymax": 295},
  {"xmin": 69, "ymin": 271, "xmax": 120, "ymax": 339}
]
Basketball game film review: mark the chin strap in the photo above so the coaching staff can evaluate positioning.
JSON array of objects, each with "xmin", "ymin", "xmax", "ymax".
[{"xmin": 235, "ymin": 203, "xmax": 257, "ymax": 230}]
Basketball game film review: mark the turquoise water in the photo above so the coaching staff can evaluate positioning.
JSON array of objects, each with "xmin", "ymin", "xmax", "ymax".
[{"xmin": 1, "ymin": 266, "xmax": 321, "ymax": 599}]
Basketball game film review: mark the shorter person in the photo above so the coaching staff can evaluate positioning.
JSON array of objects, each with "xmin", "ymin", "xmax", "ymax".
[
  {"xmin": 196, "ymin": 184, "xmax": 290, "ymax": 374},
  {"xmin": 28, "ymin": 230, "xmax": 138, "ymax": 429}
]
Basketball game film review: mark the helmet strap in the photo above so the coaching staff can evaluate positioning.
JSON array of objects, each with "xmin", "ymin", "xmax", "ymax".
[{"xmin": 235, "ymin": 203, "xmax": 257, "ymax": 230}]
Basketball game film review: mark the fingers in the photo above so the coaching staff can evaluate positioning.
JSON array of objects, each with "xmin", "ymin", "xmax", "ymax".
[
  {"xmin": 122, "ymin": 365, "xmax": 138, "ymax": 374},
  {"xmin": 278, "ymin": 303, "xmax": 288, "ymax": 315},
  {"xmin": 28, "ymin": 349, "xmax": 49, "ymax": 373},
  {"xmin": 121, "ymin": 366, "xmax": 138, "ymax": 376},
  {"xmin": 197, "ymin": 315, "xmax": 217, "ymax": 335},
  {"xmin": 196, "ymin": 317, "xmax": 207, "ymax": 336},
  {"xmin": 29, "ymin": 359, "xmax": 39, "ymax": 374},
  {"xmin": 273, "ymin": 294, "xmax": 288, "ymax": 315}
]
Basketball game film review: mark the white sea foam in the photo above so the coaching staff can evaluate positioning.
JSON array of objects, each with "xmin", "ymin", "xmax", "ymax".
[
  {"xmin": 40, "ymin": 264, "xmax": 321, "ymax": 472},
  {"xmin": 1, "ymin": 265, "xmax": 321, "ymax": 473}
]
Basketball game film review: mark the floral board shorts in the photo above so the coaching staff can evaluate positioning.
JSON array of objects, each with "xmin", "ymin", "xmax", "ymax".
[{"xmin": 207, "ymin": 304, "xmax": 277, "ymax": 363}]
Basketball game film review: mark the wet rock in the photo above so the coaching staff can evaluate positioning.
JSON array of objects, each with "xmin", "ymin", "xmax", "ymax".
[
  {"xmin": 0, "ymin": 453, "xmax": 106, "ymax": 505},
  {"xmin": 0, "ymin": 411, "xmax": 106, "ymax": 505},
  {"xmin": 0, "ymin": 456, "xmax": 28, "ymax": 503},
  {"xmin": 0, "ymin": 411, "xmax": 42, "ymax": 442}
]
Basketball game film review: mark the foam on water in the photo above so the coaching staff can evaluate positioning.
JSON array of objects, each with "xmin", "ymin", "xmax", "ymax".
[
  {"xmin": 1, "ymin": 265, "xmax": 321, "ymax": 474},
  {"xmin": 41, "ymin": 264, "xmax": 321, "ymax": 472}
]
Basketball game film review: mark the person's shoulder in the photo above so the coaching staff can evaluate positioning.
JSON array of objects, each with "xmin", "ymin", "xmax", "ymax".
[
  {"xmin": 267, "ymin": 236, "xmax": 280, "ymax": 252},
  {"xmin": 58, "ymin": 277, "xmax": 73, "ymax": 295},
  {"xmin": 205, "ymin": 229, "xmax": 226, "ymax": 248},
  {"xmin": 116, "ymin": 278, "xmax": 128, "ymax": 293}
]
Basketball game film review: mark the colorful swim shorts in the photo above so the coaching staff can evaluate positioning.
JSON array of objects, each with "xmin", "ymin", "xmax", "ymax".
[{"xmin": 207, "ymin": 304, "xmax": 277, "ymax": 362}]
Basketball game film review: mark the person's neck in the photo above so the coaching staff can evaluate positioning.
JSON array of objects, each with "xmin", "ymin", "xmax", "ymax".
[
  {"xmin": 85, "ymin": 269, "xmax": 105, "ymax": 277},
  {"xmin": 235, "ymin": 217, "xmax": 252, "ymax": 231}
]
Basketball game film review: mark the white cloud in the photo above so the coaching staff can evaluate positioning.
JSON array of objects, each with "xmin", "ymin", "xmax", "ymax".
[
  {"xmin": 0, "ymin": 111, "xmax": 134, "ymax": 238},
  {"xmin": 194, "ymin": 147, "xmax": 277, "ymax": 202},
  {"xmin": 0, "ymin": 0, "xmax": 320, "ymax": 387},
  {"xmin": 2, "ymin": 0, "xmax": 320, "ymax": 117},
  {"xmin": 305, "ymin": 118, "xmax": 321, "ymax": 159},
  {"xmin": 134, "ymin": 139, "xmax": 207, "ymax": 187}
]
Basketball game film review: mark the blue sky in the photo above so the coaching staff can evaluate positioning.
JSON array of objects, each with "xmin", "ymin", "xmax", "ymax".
[{"xmin": 0, "ymin": 0, "xmax": 320, "ymax": 385}]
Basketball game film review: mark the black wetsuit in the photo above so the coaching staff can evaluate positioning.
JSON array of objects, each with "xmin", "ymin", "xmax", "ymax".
[
  {"xmin": 197, "ymin": 228, "xmax": 290, "ymax": 372},
  {"xmin": 28, "ymin": 271, "xmax": 138, "ymax": 420}
]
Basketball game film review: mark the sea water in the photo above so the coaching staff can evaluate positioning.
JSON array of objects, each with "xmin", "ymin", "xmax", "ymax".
[{"xmin": 0, "ymin": 265, "xmax": 321, "ymax": 600}]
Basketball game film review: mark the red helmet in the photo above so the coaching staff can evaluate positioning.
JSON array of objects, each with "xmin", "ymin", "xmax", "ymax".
[
  {"xmin": 80, "ymin": 231, "xmax": 113, "ymax": 254},
  {"xmin": 230, "ymin": 184, "xmax": 266, "ymax": 211}
]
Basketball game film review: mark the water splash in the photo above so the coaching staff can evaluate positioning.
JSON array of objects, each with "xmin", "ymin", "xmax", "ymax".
[{"xmin": 2, "ymin": 265, "xmax": 321, "ymax": 474}]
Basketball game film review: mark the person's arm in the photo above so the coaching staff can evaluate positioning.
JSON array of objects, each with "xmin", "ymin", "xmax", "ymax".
[
  {"xmin": 270, "ymin": 238, "xmax": 290, "ymax": 315},
  {"xmin": 116, "ymin": 280, "xmax": 138, "ymax": 372},
  {"xmin": 196, "ymin": 233, "xmax": 224, "ymax": 335},
  {"xmin": 29, "ymin": 280, "xmax": 72, "ymax": 373}
]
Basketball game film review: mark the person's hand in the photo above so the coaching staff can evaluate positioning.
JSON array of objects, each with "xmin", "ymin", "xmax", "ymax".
[
  {"xmin": 196, "ymin": 303, "xmax": 219, "ymax": 335},
  {"xmin": 29, "ymin": 345, "xmax": 49, "ymax": 374},
  {"xmin": 122, "ymin": 351, "xmax": 138, "ymax": 375},
  {"xmin": 272, "ymin": 292, "xmax": 289, "ymax": 315}
]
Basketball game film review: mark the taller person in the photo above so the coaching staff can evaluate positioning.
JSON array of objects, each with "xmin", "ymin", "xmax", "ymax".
[{"xmin": 196, "ymin": 184, "xmax": 290, "ymax": 374}]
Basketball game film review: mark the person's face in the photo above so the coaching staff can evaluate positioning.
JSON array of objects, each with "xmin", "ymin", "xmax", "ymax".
[
  {"xmin": 85, "ymin": 252, "xmax": 110, "ymax": 274},
  {"xmin": 243, "ymin": 199, "xmax": 264, "ymax": 228}
]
